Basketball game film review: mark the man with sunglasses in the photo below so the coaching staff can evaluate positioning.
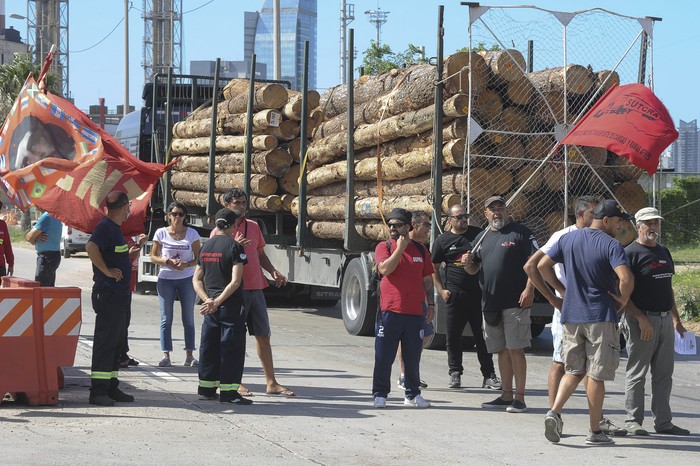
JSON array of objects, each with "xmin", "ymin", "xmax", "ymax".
[
  {"xmin": 372, "ymin": 208, "xmax": 434, "ymax": 409},
  {"xmin": 463, "ymin": 196, "xmax": 537, "ymax": 414},
  {"xmin": 86, "ymin": 191, "xmax": 135, "ymax": 406},
  {"xmin": 214, "ymin": 188, "xmax": 293, "ymax": 397},
  {"xmin": 432, "ymin": 204, "xmax": 500, "ymax": 390}
]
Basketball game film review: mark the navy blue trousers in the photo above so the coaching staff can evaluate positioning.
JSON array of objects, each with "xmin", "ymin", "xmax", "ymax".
[
  {"xmin": 372, "ymin": 310, "xmax": 423, "ymax": 399},
  {"xmin": 198, "ymin": 298, "xmax": 247, "ymax": 401}
]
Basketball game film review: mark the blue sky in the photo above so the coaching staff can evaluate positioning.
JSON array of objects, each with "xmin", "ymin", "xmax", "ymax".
[{"xmin": 4, "ymin": 0, "xmax": 698, "ymax": 124}]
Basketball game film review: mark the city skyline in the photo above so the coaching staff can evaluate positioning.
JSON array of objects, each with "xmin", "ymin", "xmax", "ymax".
[{"xmin": 2, "ymin": 0, "xmax": 699, "ymax": 130}]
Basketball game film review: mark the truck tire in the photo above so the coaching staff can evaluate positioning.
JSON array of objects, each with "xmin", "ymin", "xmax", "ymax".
[
  {"xmin": 531, "ymin": 323, "xmax": 546, "ymax": 338},
  {"xmin": 341, "ymin": 258, "xmax": 376, "ymax": 336},
  {"xmin": 424, "ymin": 333, "xmax": 446, "ymax": 350},
  {"xmin": 62, "ymin": 241, "xmax": 71, "ymax": 258}
]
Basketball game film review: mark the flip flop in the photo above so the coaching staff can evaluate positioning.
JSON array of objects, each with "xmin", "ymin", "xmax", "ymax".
[
  {"xmin": 238, "ymin": 388, "xmax": 254, "ymax": 397},
  {"xmin": 266, "ymin": 387, "xmax": 296, "ymax": 397}
]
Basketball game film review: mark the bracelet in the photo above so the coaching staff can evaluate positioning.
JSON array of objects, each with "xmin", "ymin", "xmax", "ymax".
[{"xmin": 427, "ymin": 303, "xmax": 435, "ymax": 307}]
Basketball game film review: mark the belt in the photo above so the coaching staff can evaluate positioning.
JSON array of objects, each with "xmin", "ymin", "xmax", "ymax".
[{"xmin": 641, "ymin": 310, "xmax": 669, "ymax": 317}]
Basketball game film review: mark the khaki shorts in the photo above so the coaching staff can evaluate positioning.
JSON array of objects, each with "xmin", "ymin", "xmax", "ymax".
[
  {"xmin": 484, "ymin": 307, "xmax": 531, "ymax": 353},
  {"xmin": 562, "ymin": 321, "xmax": 620, "ymax": 381}
]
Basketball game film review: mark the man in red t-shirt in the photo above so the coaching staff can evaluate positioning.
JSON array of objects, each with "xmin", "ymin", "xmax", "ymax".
[
  {"xmin": 212, "ymin": 189, "xmax": 293, "ymax": 397},
  {"xmin": 372, "ymin": 208, "xmax": 434, "ymax": 409}
]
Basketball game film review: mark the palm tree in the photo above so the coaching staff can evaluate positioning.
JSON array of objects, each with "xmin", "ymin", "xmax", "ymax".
[{"xmin": 0, "ymin": 52, "xmax": 57, "ymax": 120}]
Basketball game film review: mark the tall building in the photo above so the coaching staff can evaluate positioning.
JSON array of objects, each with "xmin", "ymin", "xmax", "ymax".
[
  {"xmin": 190, "ymin": 60, "xmax": 267, "ymax": 80},
  {"xmin": 672, "ymin": 119, "xmax": 699, "ymax": 173},
  {"xmin": 245, "ymin": 0, "xmax": 317, "ymax": 91}
]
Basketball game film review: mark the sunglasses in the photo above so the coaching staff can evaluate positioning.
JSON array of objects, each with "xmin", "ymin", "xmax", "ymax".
[
  {"xmin": 169, "ymin": 211, "xmax": 185, "ymax": 217},
  {"xmin": 388, "ymin": 222, "xmax": 406, "ymax": 229},
  {"xmin": 414, "ymin": 221, "xmax": 431, "ymax": 227},
  {"xmin": 450, "ymin": 214, "xmax": 469, "ymax": 220}
]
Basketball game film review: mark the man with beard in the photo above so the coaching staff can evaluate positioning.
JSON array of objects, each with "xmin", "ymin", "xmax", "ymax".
[
  {"xmin": 372, "ymin": 208, "xmax": 434, "ymax": 409},
  {"xmin": 536, "ymin": 199, "xmax": 634, "ymax": 445},
  {"xmin": 431, "ymin": 204, "xmax": 500, "ymax": 390},
  {"xmin": 462, "ymin": 196, "xmax": 537, "ymax": 413},
  {"xmin": 213, "ymin": 188, "xmax": 294, "ymax": 397},
  {"xmin": 621, "ymin": 207, "xmax": 689, "ymax": 436}
]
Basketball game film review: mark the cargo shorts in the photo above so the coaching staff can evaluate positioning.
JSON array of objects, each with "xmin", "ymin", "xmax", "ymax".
[
  {"xmin": 483, "ymin": 307, "xmax": 531, "ymax": 353},
  {"xmin": 562, "ymin": 321, "xmax": 620, "ymax": 381}
]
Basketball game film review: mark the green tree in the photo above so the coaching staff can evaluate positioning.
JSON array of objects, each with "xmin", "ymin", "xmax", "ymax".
[
  {"xmin": 361, "ymin": 42, "xmax": 428, "ymax": 75},
  {"xmin": 660, "ymin": 176, "xmax": 700, "ymax": 248},
  {"xmin": 457, "ymin": 42, "xmax": 502, "ymax": 53},
  {"xmin": 0, "ymin": 53, "xmax": 57, "ymax": 120}
]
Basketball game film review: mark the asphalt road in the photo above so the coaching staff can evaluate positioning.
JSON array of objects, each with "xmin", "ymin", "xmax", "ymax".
[{"xmin": 3, "ymin": 245, "xmax": 700, "ymax": 464}]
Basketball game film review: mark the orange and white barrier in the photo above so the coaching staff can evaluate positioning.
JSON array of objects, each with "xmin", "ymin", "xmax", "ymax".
[{"xmin": 0, "ymin": 284, "xmax": 81, "ymax": 405}]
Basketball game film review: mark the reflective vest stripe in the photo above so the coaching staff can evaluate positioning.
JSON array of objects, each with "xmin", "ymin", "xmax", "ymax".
[
  {"xmin": 43, "ymin": 297, "xmax": 81, "ymax": 336},
  {"xmin": 0, "ymin": 298, "xmax": 34, "ymax": 337},
  {"xmin": 115, "ymin": 244, "xmax": 128, "ymax": 253},
  {"xmin": 219, "ymin": 383, "xmax": 240, "ymax": 392},
  {"xmin": 199, "ymin": 380, "xmax": 219, "ymax": 388}
]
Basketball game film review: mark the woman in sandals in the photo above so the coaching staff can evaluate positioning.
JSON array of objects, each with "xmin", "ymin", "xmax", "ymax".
[{"xmin": 150, "ymin": 202, "xmax": 201, "ymax": 367}]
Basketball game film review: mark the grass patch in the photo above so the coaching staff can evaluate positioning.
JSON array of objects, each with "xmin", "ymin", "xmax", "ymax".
[
  {"xmin": 674, "ymin": 267, "xmax": 700, "ymax": 321},
  {"xmin": 669, "ymin": 245, "xmax": 700, "ymax": 263},
  {"xmin": 8, "ymin": 224, "xmax": 28, "ymax": 245}
]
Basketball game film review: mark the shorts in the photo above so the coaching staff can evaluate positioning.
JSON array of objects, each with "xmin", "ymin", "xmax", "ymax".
[
  {"xmin": 243, "ymin": 289, "xmax": 271, "ymax": 337},
  {"xmin": 561, "ymin": 321, "xmax": 620, "ymax": 381},
  {"xmin": 421, "ymin": 302, "xmax": 435, "ymax": 338},
  {"xmin": 483, "ymin": 307, "xmax": 531, "ymax": 353},
  {"xmin": 551, "ymin": 308, "xmax": 563, "ymax": 363}
]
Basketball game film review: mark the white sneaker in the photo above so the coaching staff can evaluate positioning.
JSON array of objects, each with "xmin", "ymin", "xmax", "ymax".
[
  {"xmin": 373, "ymin": 396, "xmax": 387, "ymax": 408},
  {"xmin": 404, "ymin": 395, "xmax": 430, "ymax": 408}
]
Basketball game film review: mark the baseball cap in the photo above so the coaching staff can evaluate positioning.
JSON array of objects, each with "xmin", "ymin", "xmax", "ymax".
[
  {"xmin": 635, "ymin": 207, "xmax": 664, "ymax": 223},
  {"xmin": 214, "ymin": 208, "xmax": 239, "ymax": 229},
  {"xmin": 593, "ymin": 199, "xmax": 633, "ymax": 221},
  {"xmin": 484, "ymin": 195, "xmax": 506, "ymax": 209},
  {"xmin": 386, "ymin": 207, "xmax": 412, "ymax": 225}
]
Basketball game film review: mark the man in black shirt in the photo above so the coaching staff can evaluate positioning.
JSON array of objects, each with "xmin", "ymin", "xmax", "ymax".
[
  {"xmin": 463, "ymin": 196, "xmax": 537, "ymax": 413},
  {"xmin": 621, "ymin": 207, "xmax": 689, "ymax": 436},
  {"xmin": 432, "ymin": 204, "xmax": 500, "ymax": 390},
  {"xmin": 193, "ymin": 208, "xmax": 251, "ymax": 405},
  {"xmin": 86, "ymin": 191, "xmax": 135, "ymax": 406}
]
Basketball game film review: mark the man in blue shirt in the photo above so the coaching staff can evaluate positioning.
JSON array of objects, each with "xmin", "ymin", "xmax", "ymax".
[
  {"xmin": 25, "ymin": 208, "xmax": 62, "ymax": 286},
  {"xmin": 535, "ymin": 199, "xmax": 634, "ymax": 446}
]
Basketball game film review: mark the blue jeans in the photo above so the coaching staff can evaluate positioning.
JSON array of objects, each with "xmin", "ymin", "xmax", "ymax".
[{"xmin": 158, "ymin": 276, "xmax": 196, "ymax": 351}]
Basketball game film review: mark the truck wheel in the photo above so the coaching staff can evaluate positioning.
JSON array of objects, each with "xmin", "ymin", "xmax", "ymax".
[
  {"xmin": 424, "ymin": 333, "xmax": 446, "ymax": 350},
  {"xmin": 341, "ymin": 258, "xmax": 376, "ymax": 336},
  {"xmin": 531, "ymin": 323, "xmax": 545, "ymax": 338},
  {"xmin": 62, "ymin": 242, "xmax": 71, "ymax": 259}
]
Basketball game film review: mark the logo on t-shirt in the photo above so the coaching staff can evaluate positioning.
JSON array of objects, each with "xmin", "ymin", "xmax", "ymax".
[
  {"xmin": 649, "ymin": 261, "xmax": 665, "ymax": 269},
  {"xmin": 501, "ymin": 241, "xmax": 516, "ymax": 247},
  {"xmin": 239, "ymin": 253, "xmax": 247, "ymax": 261},
  {"xmin": 413, "ymin": 256, "xmax": 424, "ymax": 263}
]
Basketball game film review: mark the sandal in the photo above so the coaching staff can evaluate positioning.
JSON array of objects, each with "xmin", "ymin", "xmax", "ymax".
[{"xmin": 158, "ymin": 357, "xmax": 172, "ymax": 367}]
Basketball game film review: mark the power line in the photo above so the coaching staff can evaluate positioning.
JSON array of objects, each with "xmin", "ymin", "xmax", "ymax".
[{"xmin": 184, "ymin": 0, "xmax": 215, "ymax": 15}]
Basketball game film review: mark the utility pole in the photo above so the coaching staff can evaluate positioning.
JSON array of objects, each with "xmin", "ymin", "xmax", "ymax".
[
  {"xmin": 273, "ymin": 0, "xmax": 281, "ymax": 80},
  {"xmin": 339, "ymin": 1, "xmax": 355, "ymax": 84},
  {"xmin": 364, "ymin": 7, "xmax": 389, "ymax": 47},
  {"xmin": 124, "ymin": 0, "xmax": 129, "ymax": 116}
]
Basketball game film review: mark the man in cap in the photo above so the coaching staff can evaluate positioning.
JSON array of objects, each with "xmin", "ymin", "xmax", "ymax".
[
  {"xmin": 193, "ymin": 208, "xmax": 252, "ymax": 405},
  {"xmin": 372, "ymin": 208, "xmax": 434, "ymax": 409},
  {"xmin": 462, "ymin": 196, "xmax": 537, "ymax": 413},
  {"xmin": 536, "ymin": 199, "xmax": 634, "ymax": 445},
  {"xmin": 432, "ymin": 203, "xmax": 499, "ymax": 390},
  {"xmin": 621, "ymin": 207, "xmax": 689, "ymax": 436},
  {"xmin": 86, "ymin": 191, "xmax": 135, "ymax": 406}
]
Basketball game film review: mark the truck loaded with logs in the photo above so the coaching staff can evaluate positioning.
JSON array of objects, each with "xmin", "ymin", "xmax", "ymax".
[{"xmin": 117, "ymin": 5, "xmax": 655, "ymax": 348}]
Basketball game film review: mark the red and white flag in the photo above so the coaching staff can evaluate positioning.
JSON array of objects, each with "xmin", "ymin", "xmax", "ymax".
[
  {"xmin": 561, "ymin": 83, "xmax": 678, "ymax": 175},
  {"xmin": 0, "ymin": 76, "xmax": 170, "ymax": 236}
]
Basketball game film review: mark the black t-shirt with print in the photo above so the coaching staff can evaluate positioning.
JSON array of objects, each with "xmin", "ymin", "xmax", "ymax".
[
  {"xmin": 198, "ymin": 234, "xmax": 248, "ymax": 303},
  {"xmin": 431, "ymin": 227, "xmax": 483, "ymax": 291},
  {"xmin": 625, "ymin": 240, "xmax": 675, "ymax": 311}
]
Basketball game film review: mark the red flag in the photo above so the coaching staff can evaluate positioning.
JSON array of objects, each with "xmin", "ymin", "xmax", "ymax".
[
  {"xmin": 0, "ymin": 77, "xmax": 171, "ymax": 236},
  {"xmin": 560, "ymin": 83, "xmax": 678, "ymax": 175}
]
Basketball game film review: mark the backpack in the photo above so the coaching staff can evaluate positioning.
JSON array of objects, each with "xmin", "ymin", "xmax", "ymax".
[{"xmin": 369, "ymin": 239, "xmax": 429, "ymax": 303}]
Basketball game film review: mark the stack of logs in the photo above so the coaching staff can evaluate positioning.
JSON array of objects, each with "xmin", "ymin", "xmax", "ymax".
[
  {"xmin": 168, "ymin": 50, "xmax": 647, "ymax": 244},
  {"xmin": 169, "ymin": 78, "xmax": 321, "ymax": 213},
  {"xmin": 299, "ymin": 49, "xmax": 646, "ymax": 242}
]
